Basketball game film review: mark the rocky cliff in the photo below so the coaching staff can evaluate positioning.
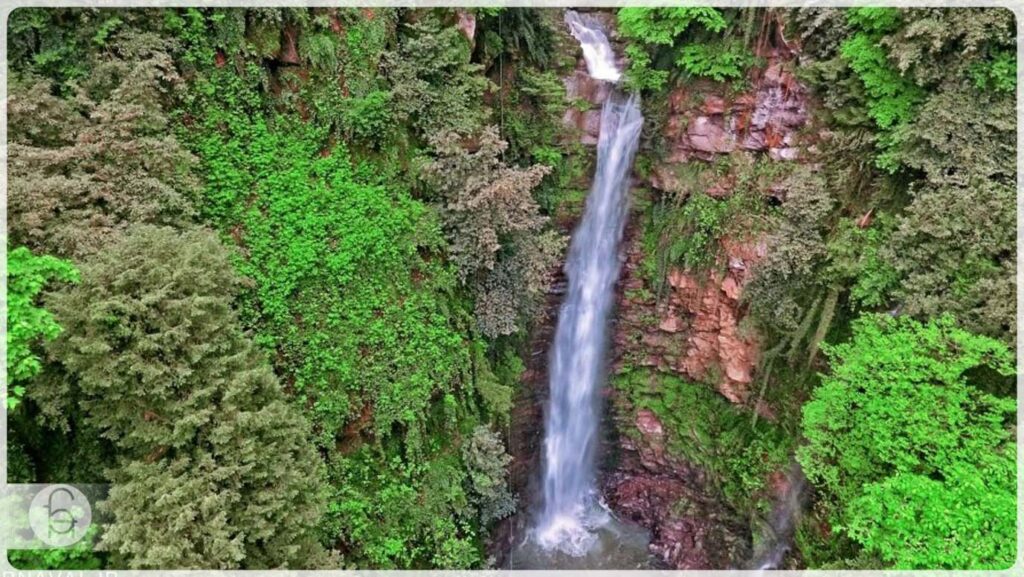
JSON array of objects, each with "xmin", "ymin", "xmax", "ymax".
[
  {"xmin": 500, "ymin": 9, "xmax": 812, "ymax": 569},
  {"xmin": 602, "ymin": 28, "xmax": 812, "ymax": 570}
]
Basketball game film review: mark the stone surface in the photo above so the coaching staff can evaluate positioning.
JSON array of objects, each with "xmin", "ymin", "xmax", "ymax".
[
  {"xmin": 565, "ymin": 69, "xmax": 612, "ymax": 105},
  {"xmin": 456, "ymin": 10, "xmax": 476, "ymax": 45},
  {"xmin": 659, "ymin": 314, "xmax": 684, "ymax": 333},
  {"xmin": 603, "ymin": 444, "xmax": 748, "ymax": 569},
  {"xmin": 702, "ymin": 95, "xmax": 726, "ymax": 115},
  {"xmin": 617, "ymin": 227, "xmax": 766, "ymax": 408},
  {"xmin": 560, "ymin": 12, "xmax": 624, "ymax": 147},
  {"xmin": 278, "ymin": 26, "xmax": 300, "ymax": 65},
  {"xmin": 687, "ymin": 116, "xmax": 735, "ymax": 154},
  {"xmin": 647, "ymin": 59, "xmax": 810, "ymax": 193},
  {"xmin": 605, "ymin": 218, "xmax": 767, "ymax": 570}
]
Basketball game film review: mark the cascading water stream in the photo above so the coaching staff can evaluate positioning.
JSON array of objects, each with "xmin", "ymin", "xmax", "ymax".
[{"xmin": 533, "ymin": 11, "xmax": 643, "ymax": 558}]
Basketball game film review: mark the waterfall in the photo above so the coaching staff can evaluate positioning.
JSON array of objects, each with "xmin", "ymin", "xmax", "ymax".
[
  {"xmin": 564, "ymin": 11, "xmax": 622, "ymax": 83},
  {"xmin": 749, "ymin": 463, "xmax": 808, "ymax": 571},
  {"xmin": 534, "ymin": 11, "xmax": 643, "ymax": 557}
]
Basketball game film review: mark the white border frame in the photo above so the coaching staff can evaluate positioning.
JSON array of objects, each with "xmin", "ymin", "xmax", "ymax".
[{"xmin": 0, "ymin": 1, "xmax": 1021, "ymax": 575}]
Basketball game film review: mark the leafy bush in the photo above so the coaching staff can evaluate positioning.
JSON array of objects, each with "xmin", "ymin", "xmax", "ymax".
[
  {"xmin": 798, "ymin": 314, "xmax": 1015, "ymax": 569},
  {"xmin": 971, "ymin": 49, "xmax": 1016, "ymax": 92},
  {"xmin": 383, "ymin": 13, "xmax": 491, "ymax": 137},
  {"xmin": 825, "ymin": 216, "xmax": 899, "ymax": 309},
  {"xmin": 618, "ymin": 7, "xmax": 752, "ymax": 89},
  {"xmin": 181, "ymin": 40, "xmax": 516, "ymax": 565},
  {"xmin": 5, "ymin": 247, "xmax": 78, "ymax": 409},
  {"xmin": 424, "ymin": 127, "xmax": 563, "ymax": 338},
  {"xmin": 839, "ymin": 33, "xmax": 921, "ymax": 131},
  {"xmin": 618, "ymin": 7, "xmax": 727, "ymax": 45},
  {"xmin": 623, "ymin": 43, "xmax": 668, "ymax": 92},
  {"xmin": 342, "ymin": 90, "xmax": 394, "ymax": 144},
  {"xmin": 462, "ymin": 426, "xmax": 516, "ymax": 524},
  {"xmin": 676, "ymin": 40, "xmax": 754, "ymax": 82}
]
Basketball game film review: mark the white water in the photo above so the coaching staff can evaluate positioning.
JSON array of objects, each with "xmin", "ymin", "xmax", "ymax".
[
  {"xmin": 565, "ymin": 11, "xmax": 622, "ymax": 83},
  {"xmin": 749, "ymin": 463, "xmax": 808, "ymax": 571},
  {"xmin": 534, "ymin": 11, "xmax": 643, "ymax": 557}
]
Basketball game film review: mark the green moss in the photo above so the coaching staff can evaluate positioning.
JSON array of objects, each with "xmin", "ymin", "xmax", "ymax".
[{"xmin": 613, "ymin": 368, "xmax": 793, "ymax": 516}]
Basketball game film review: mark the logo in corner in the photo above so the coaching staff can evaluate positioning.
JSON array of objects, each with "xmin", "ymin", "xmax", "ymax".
[{"xmin": 28, "ymin": 484, "xmax": 92, "ymax": 547}]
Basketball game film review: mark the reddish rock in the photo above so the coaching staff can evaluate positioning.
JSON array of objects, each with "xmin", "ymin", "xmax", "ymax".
[
  {"xmin": 658, "ymin": 236, "xmax": 766, "ymax": 403},
  {"xmin": 565, "ymin": 70, "xmax": 611, "ymax": 104},
  {"xmin": 561, "ymin": 107, "xmax": 602, "ymax": 145},
  {"xmin": 702, "ymin": 95, "xmax": 726, "ymax": 115},
  {"xmin": 740, "ymin": 130, "xmax": 767, "ymax": 151},
  {"xmin": 665, "ymin": 115, "xmax": 686, "ymax": 142},
  {"xmin": 668, "ymin": 269, "xmax": 697, "ymax": 290},
  {"xmin": 456, "ymin": 10, "xmax": 476, "ymax": 45},
  {"xmin": 731, "ymin": 93, "xmax": 756, "ymax": 111},
  {"xmin": 857, "ymin": 208, "xmax": 874, "ymax": 229},
  {"xmin": 641, "ymin": 56, "xmax": 809, "ymax": 171},
  {"xmin": 687, "ymin": 116, "xmax": 735, "ymax": 153},
  {"xmin": 605, "ymin": 221, "xmax": 757, "ymax": 570},
  {"xmin": 582, "ymin": 109, "xmax": 602, "ymax": 137},
  {"xmin": 769, "ymin": 147, "xmax": 800, "ymax": 161},
  {"xmin": 278, "ymin": 26, "xmax": 300, "ymax": 65},
  {"xmin": 762, "ymin": 62, "xmax": 786, "ymax": 85},
  {"xmin": 721, "ymin": 276, "xmax": 740, "ymax": 300},
  {"xmin": 604, "ymin": 470, "xmax": 746, "ymax": 569},
  {"xmin": 561, "ymin": 108, "xmax": 581, "ymax": 132},
  {"xmin": 636, "ymin": 409, "xmax": 664, "ymax": 437},
  {"xmin": 659, "ymin": 314, "xmax": 684, "ymax": 333},
  {"xmin": 668, "ymin": 88, "xmax": 689, "ymax": 113}
]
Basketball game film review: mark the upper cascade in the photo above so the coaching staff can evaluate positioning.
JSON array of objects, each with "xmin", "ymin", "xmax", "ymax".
[{"xmin": 565, "ymin": 11, "xmax": 621, "ymax": 83}]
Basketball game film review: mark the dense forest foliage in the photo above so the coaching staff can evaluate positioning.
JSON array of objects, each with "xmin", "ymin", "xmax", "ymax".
[
  {"xmin": 5, "ymin": 6, "xmax": 1017, "ymax": 571},
  {"xmin": 7, "ymin": 7, "xmax": 573, "ymax": 569}
]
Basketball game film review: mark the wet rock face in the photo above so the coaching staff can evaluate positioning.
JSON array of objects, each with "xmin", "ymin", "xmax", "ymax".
[
  {"xmin": 615, "ymin": 232, "xmax": 766, "ymax": 405},
  {"xmin": 562, "ymin": 60, "xmax": 610, "ymax": 145},
  {"xmin": 669, "ymin": 237, "xmax": 767, "ymax": 404},
  {"xmin": 594, "ymin": 30, "xmax": 812, "ymax": 570},
  {"xmin": 456, "ymin": 10, "xmax": 476, "ymax": 46},
  {"xmin": 658, "ymin": 61, "xmax": 809, "ymax": 168},
  {"xmin": 603, "ymin": 222, "xmax": 760, "ymax": 569},
  {"xmin": 603, "ymin": 410, "xmax": 747, "ymax": 569},
  {"xmin": 560, "ymin": 11, "xmax": 623, "ymax": 145}
]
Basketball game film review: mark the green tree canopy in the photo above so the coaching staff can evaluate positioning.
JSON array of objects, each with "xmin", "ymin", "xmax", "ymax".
[
  {"xmin": 7, "ymin": 32, "xmax": 197, "ymax": 260},
  {"xmin": 798, "ymin": 313, "xmax": 1015, "ymax": 569},
  {"xmin": 5, "ymin": 246, "xmax": 78, "ymax": 409},
  {"xmin": 38, "ymin": 226, "xmax": 328, "ymax": 569}
]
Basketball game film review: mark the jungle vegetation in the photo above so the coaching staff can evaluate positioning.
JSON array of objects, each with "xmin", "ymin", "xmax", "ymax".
[{"xmin": 5, "ymin": 6, "xmax": 1017, "ymax": 571}]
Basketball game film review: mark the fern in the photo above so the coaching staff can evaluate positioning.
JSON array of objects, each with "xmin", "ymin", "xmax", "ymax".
[
  {"xmin": 846, "ymin": 7, "xmax": 901, "ymax": 34},
  {"xmin": 624, "ymin": 43, "xmax": 669, "ymax": 92},
  {"xmin": 618, "ymin": 7, "xmax": 727, "ymax": 45},
  {"xmin": 676, "ymin": 40, "xmax": 754, "ymax": 82},
  {"xmin": 840, "ymin": 33, "xmax": 921, "ymax": 130}
]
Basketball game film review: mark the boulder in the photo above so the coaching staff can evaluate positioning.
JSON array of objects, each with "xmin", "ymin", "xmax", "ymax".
[
  {"xmin": 636, "ymin": 408, "xmax": 665, "ymax": 437},
  {"xmin": 659, "ymin": 313, "xmax": 684, "ymax": 333},
  {"xmin": 687, "ymin": 116, "xmax": 735, "ymax": 153}
]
